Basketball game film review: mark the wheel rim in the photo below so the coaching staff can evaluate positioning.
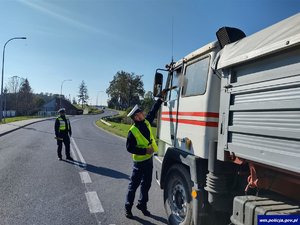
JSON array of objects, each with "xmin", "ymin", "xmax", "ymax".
[{"xmin": 168, "ymin": 181, "xmax": 187, "ymax": 223}]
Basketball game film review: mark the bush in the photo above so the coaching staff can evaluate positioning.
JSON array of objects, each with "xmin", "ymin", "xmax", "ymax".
[
  {"xmin": 105, "ymin": 110, "xmax": 134, "ymax": 125},
  {"xmin": 105, "ymin": 108, "xmax": 159, "ymax": 126},
  {"xmin": 106, "ymin": 115, "xmax": 123, "ymax": 123},
  {"xmin": 88, "ymin": 108, "xmax": 102, "ymax": 114},
  {"xmin": 122, "ymin": 116, "xmax": 132, "ymax": 125}
]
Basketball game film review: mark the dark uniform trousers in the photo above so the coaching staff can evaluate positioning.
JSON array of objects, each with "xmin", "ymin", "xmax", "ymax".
[
  {"xmin": 57, "ymin": 135, "xmax": 71, "ymax": 158},
  {"xmin": 125, "ymin": 157, "xmax": 153, "ymax": 209}
]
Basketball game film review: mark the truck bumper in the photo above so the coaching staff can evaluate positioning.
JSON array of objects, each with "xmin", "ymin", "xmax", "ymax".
[{"xmin": 231, "ymin": 196, "xmax": 300, "ymax": 225}]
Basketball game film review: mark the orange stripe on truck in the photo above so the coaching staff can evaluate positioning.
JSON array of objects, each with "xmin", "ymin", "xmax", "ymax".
[
  {"xmin": 161, "ymin": 111, "xmax": 219, "ymax": 118},
  {"xmin": 161, "ymin": 117, "xmax": 219, "ymax": 127}
]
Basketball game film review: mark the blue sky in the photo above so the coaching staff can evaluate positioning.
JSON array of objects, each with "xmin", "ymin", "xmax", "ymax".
[{"xmin": 0, "ymin": 0, "xmax": 299, "ymax": 106}]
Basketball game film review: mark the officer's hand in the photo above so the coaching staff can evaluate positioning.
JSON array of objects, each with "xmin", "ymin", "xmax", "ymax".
[
  {"xmin": 161, "ymin": 89, "xmax": 167, "ymax": 97},
  {"xmin": 146, "ymin": 146, "xmax": 154, "ymax": 154},
  {"xmin": 159, "ymin": 89, "xmax": 167, "ymax": 100}
]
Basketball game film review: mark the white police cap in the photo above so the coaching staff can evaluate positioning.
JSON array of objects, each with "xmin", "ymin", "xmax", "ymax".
[
  {"xmin": 58, "ymin": 108, "xmax": 66, "ymax": 113},
  {"xmin": 127, "ymin": 104, "xmax": 142, "ymax": 117}
]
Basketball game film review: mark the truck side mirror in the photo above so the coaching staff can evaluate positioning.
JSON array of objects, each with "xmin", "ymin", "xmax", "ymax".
[{"xmin": 153, "ymin": 72, "xmax": 163, "ymax": 97}]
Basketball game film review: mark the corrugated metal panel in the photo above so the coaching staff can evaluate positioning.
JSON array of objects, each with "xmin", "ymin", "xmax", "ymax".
[
  {"xmin": 228, "ymin": 133, "xmax": 300, "ymax": 172},
  {"xmin": 232, "ymin": 87, "xmax": 300, "ymax": 106},
  {"xmin": 229, "ymin": 84, "xmax": 300, "ymax": 139},
  {"xmin": 217, "ymin": 46, "xmax": 300, "ymax": 173},
  {"xmin": 229, "ymin": 111, "xmax": 300, "ymax": 140}
]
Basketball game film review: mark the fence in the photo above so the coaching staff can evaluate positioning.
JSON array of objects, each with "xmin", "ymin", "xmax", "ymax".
[{"xmin": 2, "ymin": 110, "xmax": 16, "ymax": 117}]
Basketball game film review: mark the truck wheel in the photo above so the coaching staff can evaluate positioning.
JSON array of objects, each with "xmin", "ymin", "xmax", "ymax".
[{"xmin": 164, "ymin": 164, "xmax": 193, "ymax": 225}]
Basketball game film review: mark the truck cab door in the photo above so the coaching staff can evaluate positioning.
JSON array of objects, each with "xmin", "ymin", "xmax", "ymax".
[
  {"xmin": 159, "ymin": 69, "xmax": 182, "ymax": 148},
  {"xmin": 176, "ymin": 56, "xmax": 215, "ymax": 157}
]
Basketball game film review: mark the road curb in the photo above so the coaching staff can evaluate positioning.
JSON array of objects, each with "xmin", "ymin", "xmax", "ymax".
[{"xmin": 99, "ymin": 119, "xmax": 111, "ymax": 126}]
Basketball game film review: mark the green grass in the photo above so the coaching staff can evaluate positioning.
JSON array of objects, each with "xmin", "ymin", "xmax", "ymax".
[
  {"xmin": 95, "ymin": 119, "xmax": 157, "ymax": 138},
  {"xmin": 96, "ymin": 120, "xmax": 131, "ymax": 137},
  {"xmin": 0, "ymin": 116, "xmax": 40, "ymax": 124}
]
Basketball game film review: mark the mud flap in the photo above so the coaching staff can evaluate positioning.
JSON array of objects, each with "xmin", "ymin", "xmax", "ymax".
[{"xmin": 192, "ymin": 186, "xmax": 209, "ymax": 225}]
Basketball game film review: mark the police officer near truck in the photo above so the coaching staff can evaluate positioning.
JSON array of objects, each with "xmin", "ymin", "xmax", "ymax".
[
  {"xmin": 55, "ymin": 108, "xmax": 73, "ymax": 161},
  {"xmin": 125, "ymin": 91, "xmax": 166, "ymax": 219}
]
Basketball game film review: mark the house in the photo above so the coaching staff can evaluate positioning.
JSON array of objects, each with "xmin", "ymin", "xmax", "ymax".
[{"xmin": 39, "ymin": 97, "xmax": 82, "ymax": 116}]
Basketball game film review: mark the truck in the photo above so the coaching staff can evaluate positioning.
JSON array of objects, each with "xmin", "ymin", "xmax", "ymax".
[{"xmin": 152, "ymin": 13, "xmax": 300, "ymax": 225}]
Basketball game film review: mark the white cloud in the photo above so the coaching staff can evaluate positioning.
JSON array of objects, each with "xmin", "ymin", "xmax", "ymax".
[{"xmin": 18, "ymin": 0, "xmax": 114, "ymax": 37}]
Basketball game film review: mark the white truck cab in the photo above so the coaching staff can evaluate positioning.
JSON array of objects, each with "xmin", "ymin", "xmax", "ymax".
[{"xmin": 157, "ymin": 41, "xmax": 220, "ymax": 159}]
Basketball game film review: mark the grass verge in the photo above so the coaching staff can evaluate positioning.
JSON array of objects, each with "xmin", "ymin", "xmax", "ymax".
[
  {"xmin": 95, "ymin": 119, "xmax": 157, "ymax": 138},
  {"xmin": 96, "ymin": 120, "xmax": 131, "ymax": 138},
  {"xmin": 0, "ymin": 116, "xmax": 41, "ymax": 124}
]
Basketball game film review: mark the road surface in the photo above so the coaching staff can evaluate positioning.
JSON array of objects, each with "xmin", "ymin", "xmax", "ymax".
[{"xmin": 0, "ymin": 111, "xmax": 168, "ymax": 225}]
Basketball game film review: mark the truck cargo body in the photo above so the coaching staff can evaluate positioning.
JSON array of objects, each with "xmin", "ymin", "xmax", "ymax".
[{"xmin": 153, "ymin": 13, "xmax": 300, "ymax": 225}]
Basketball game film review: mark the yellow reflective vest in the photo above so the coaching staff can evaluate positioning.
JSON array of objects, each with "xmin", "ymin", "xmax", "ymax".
[
  {"xmin": 129, "ymin": 119, "xmax": 158, "ymax": 162},
  {"xmin": 57, "ymin": 116, "xmax": 70, "ymax": 132}
]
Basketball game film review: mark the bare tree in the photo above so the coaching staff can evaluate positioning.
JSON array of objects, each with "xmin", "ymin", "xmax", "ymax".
[
  {"xmin": 6, "ymin": 76, "xmax": 24, "ymax": 94},
  {"xmin": 5, "ymin": 76, "xmax": 25, "ymax": 112}
]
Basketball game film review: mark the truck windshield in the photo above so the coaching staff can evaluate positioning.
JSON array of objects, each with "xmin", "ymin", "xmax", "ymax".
[{"xmin": 182, "ymin": 56, "xmax": 210, "ymax": 97}]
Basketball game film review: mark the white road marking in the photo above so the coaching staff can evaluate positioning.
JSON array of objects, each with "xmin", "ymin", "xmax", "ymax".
[
  {"xmin": 85, "ymin": 191, "xmax": 104, "ymax": 213},
  {"xmin": 71, "ymin": 137, "xmax": 86, "ymax": 168},
  {"xmin": 79, "ymin": 171, "xmax": 92, "ymax": 184},
  {"xmin": 70, "ymin": 137, "xmax": 105, "ymax": 219},
  {"xmin": 70, "ymin": 145, "xmax": 85, "ymax": 167},
  {"xmin": 70, "ymin": 146, "xmax": 79, "ymax": 161}
]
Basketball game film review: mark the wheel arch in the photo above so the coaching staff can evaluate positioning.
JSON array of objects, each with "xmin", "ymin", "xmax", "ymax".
[
  {"xmin": 160, "ymin": 147, "xmax": 208, "ymax": 189},
  {"xmin": 161, "ymin": 148, "xmax": 210, "ymax": 225}
]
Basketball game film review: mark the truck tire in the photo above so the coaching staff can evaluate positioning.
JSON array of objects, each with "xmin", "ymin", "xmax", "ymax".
[{"xmin": 164, "ymin": 164, "xmax": 193, "ymax": 225}]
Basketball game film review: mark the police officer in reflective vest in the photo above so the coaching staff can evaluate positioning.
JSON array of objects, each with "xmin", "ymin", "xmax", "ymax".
[
  {"xmin": 125, "ymin": 94, "xmax": 165, "ymax": 219},
  {"xmin": 55, "ymin": 108, "xmax": 73, "ymax": 161}
]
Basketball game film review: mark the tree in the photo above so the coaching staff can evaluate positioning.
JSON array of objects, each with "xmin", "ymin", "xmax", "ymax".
[
  {"xmin": 18, "ymin": 78, "xmax": 35, "ymax": 115},
  {"xmin": 5, "ymin": 76, "xmax": 25, "ymax": 112},
  {"xmin": 6, "ymin": 76, "xmax": 24, "ymax": 94},
  {"xmin": 72, "ymin": 97, "xmax": 77, "ymax": 104},
  {"xmin": 106, "ymin": 71, "xmax": 145, "ymax": 110},
  {"xmin": 34, "ymin": 96, "xmax": 45, "ymax": 109},
  {"xmin": 78, "ymin": 80, "xmax": 89, "ymax": 108},
  {"xmin": 36, "ymin": 92, "xmax": 55, "ymax": 104},
  {"xmin": 141, "ymin": 91, "xmax": 155, "ymax": 113}
]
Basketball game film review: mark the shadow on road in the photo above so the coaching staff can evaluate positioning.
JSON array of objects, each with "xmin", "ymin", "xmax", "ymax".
[
  {"xmin": 64, "ymin": 160, "xmax": 130, "ymax": 180},
  {"xmin": 62, "ymin": 159, "xmax": 168, "ymax": 224},
  {"xmin": 133, "ymin": 214, "xmax": 168, "ymax": 225},
  {"xmin": 86, "ymin": 163, "xmax": 130, "ymax": 180}
]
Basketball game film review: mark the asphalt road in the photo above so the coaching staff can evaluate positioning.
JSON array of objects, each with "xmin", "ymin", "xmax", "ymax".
[{"xmin": 0, "ymin": 110, "xmax": 168, "ymax": 225}]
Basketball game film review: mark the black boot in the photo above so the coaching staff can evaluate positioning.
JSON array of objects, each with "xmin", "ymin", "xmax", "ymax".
[
  {"xmin": 66, "ymin": 156, "xmax": 73, "ymax": 161},
  {"xmin": 136, "ymin": 204, "xmax": 151, "ymax": 216},
  {"xmin": 125, "ymin": 205, "xmax": 134, "ymax": 219}
]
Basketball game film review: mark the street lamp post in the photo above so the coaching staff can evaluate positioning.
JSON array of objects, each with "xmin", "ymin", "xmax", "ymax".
[
  {"xmin": 0, "ymin": 37, "xmax": 26, "ymax": 122},
  {"xmin": 3, "ymin": 88, "xmax": 7, "ymax": 122},
  {"xmin": 60, "ymin": 79, "xmax": 72, "ymax": 109}
]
